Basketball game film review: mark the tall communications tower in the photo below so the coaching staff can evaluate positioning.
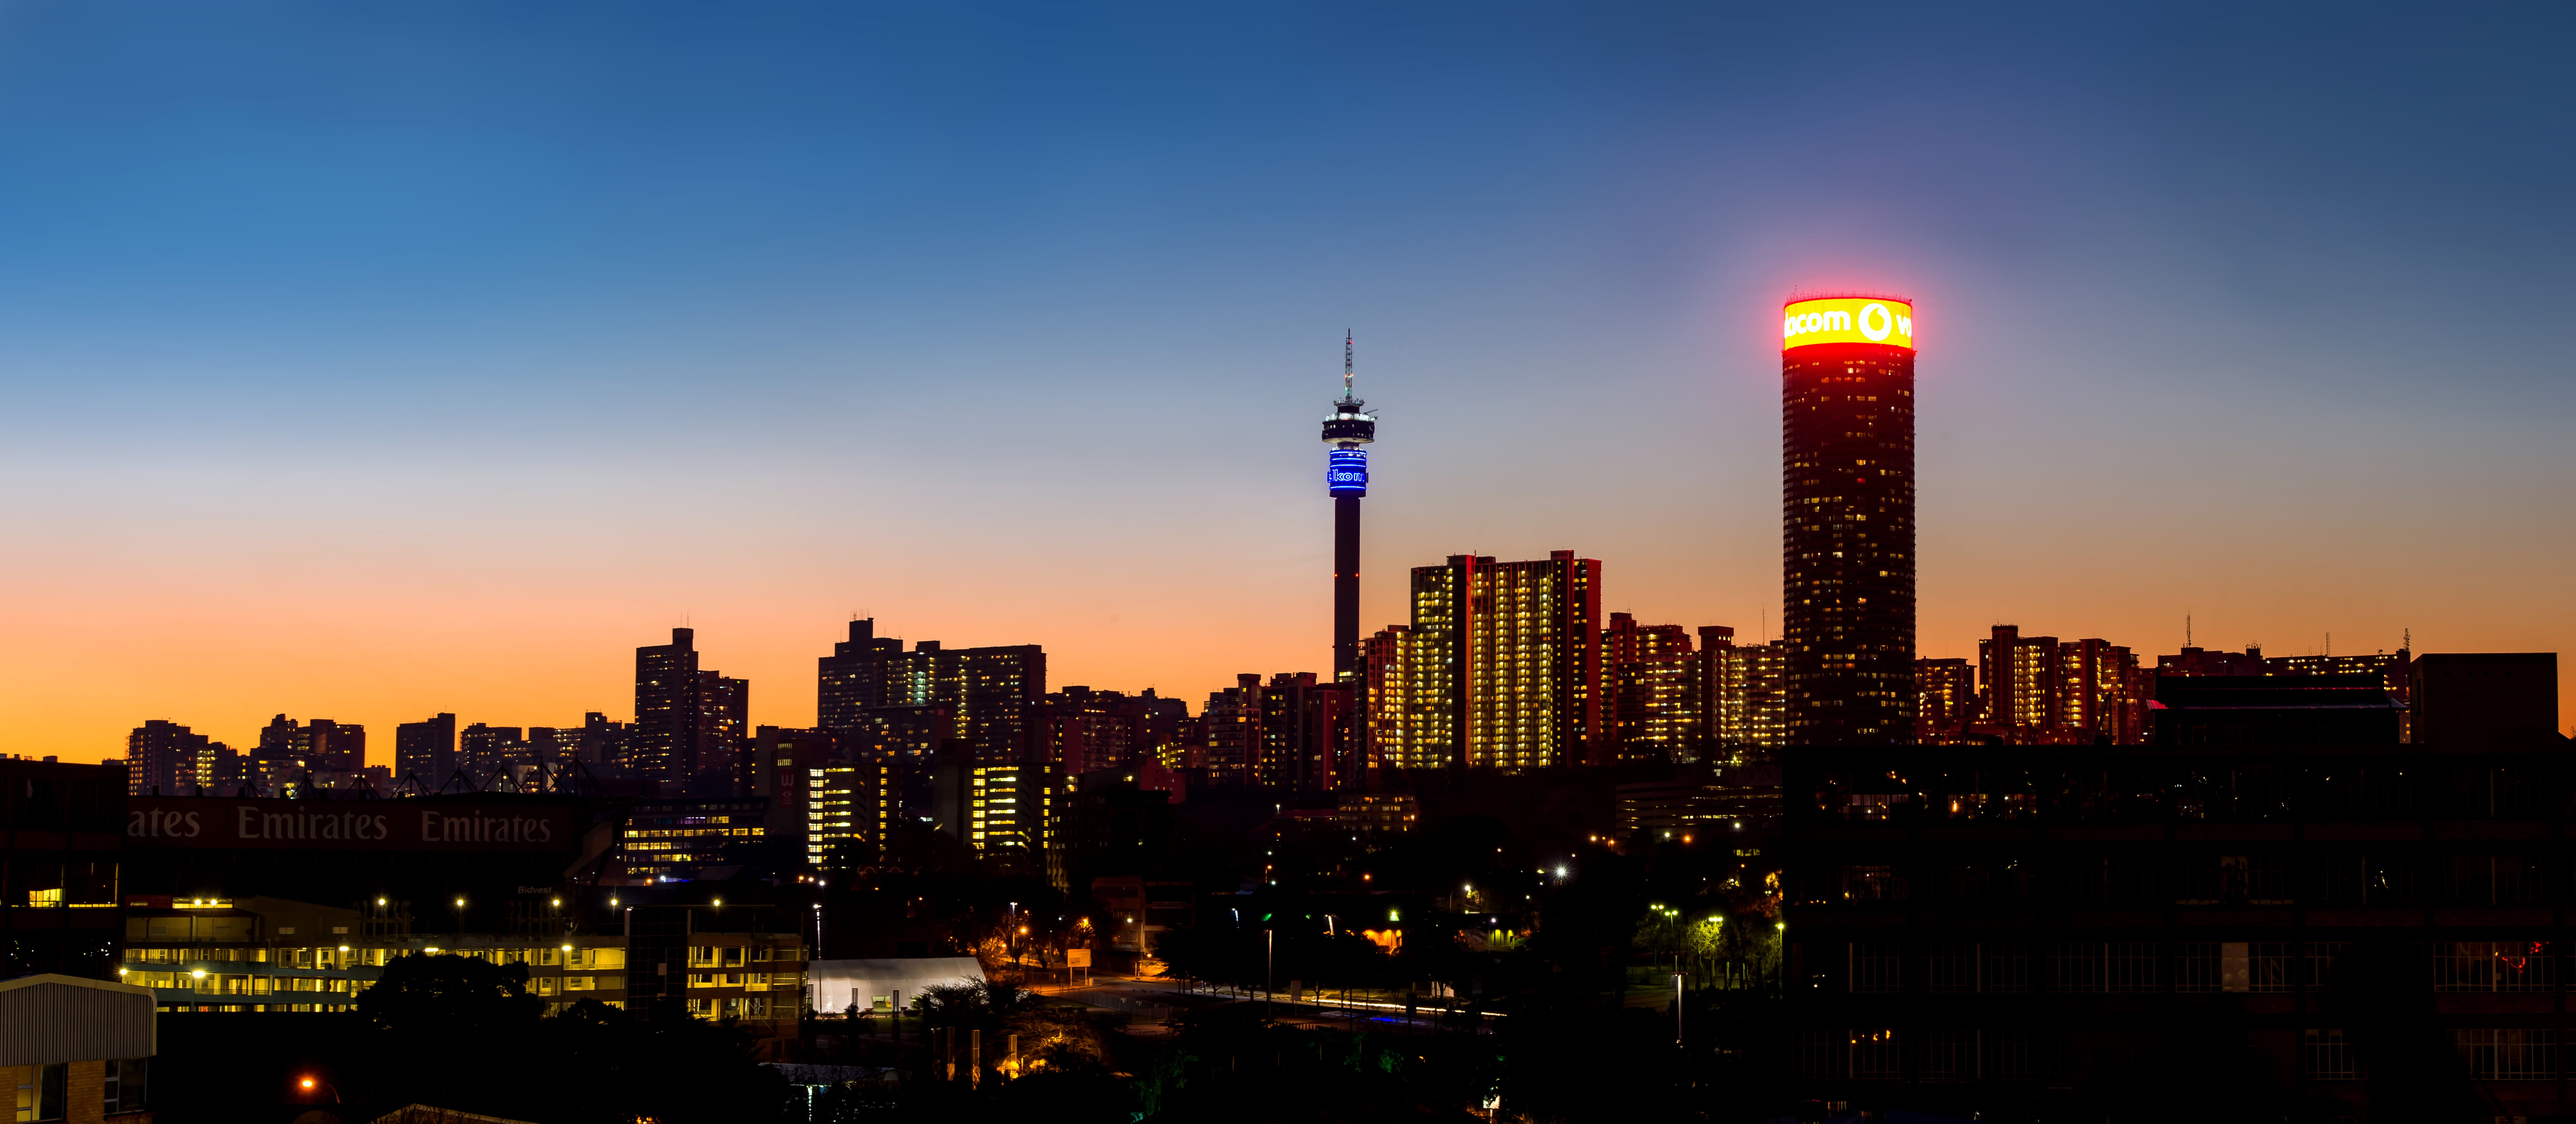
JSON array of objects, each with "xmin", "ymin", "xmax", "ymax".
[
  {"xmin": 1781, "ymin": 294, "xmax": 1917, "ymax": 744},
  {"xmin": 1323, "ymin": 332, "xmax": 1377, "ymax": 682}
]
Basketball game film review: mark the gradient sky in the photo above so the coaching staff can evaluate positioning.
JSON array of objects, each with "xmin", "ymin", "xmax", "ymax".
[{"xmin": 3, "ymin": 2, "xmax": 2570, "ymax": 763}]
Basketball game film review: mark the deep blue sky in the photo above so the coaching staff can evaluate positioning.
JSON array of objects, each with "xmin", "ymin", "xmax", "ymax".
[{"xmin": 3, "ymin": 2, "xmax": 2569, "ymax": 755}]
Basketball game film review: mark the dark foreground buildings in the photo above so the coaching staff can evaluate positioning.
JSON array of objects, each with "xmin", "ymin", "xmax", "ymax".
[
  {"xmin": 1781, "ymin": 294, "xmax": 1918, "ymax": 746},
  {"xmin": 1781, "ymin": 653, "xmax": 2567, "ymax": 1120}
]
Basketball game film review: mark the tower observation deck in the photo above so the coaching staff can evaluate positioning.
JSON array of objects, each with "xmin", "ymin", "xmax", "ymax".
[{"xmin": 1325, "ymin": 332, "xmax": 1376, "ymax": 682}]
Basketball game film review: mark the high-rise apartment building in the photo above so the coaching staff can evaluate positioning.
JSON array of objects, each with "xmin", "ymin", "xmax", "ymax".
[
  {"xmin": 1042, "ymin": 686, "xmax": 1193, "ymax": 777},
  {"xmin": 633, "ymin": 628, "xmax": 751, "ymax": 795},
  {"xmin": 1781, "ymin": 294, "xmax": 1917, "ymax": 744},
  {"xmin": 1385, "ymin": 551, "xmax": 1603, "ymax": 771},
  {"xmin": 1709, "ymin": 631, "xmax": 1790, "ymax": 754},
  {"xmin": 1912, "ymin": 658, "xmax": 1974, "ymax": 743},
  {"xmin": 243, "ymin": 715, "xmax": 366, "ymax": 791},
  {"xmin": 1978, "ymin": 625, "xmax": 2060, "ymax": 732},
  {"xmin": 813, "ymin": 620, "xmax": 1045, "ymax": 764},
  {"xmin": 395, "ymin": 713, "xmax": 457, "ymax": 790},
  {"xmin": 818, "ymin": 619, "xmax": 904, "ymax": 730},
  {"xmin": 1361, "ymin": 626, "xmax": 1411, "ymax": 770},
  {"xmin": 1604, "ymin": 613, "xmax": 1706, "ymax": 763},
  {"xmin": 125, "ymin": 720, "xmax": 235, "ymax": 796},
  {"xmin": 1932, "ymin": 625, "xmax": 2147, "ymax": 745},
  {"xmin": 459, "ymin": 724, "xmax": 528, "ymax": 785},
  {"xmin": 1201, "ymin": 674, "xmax": 1262, "ymax": 786}
]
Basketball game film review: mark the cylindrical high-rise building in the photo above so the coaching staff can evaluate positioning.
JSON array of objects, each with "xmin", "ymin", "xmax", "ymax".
[
  {"xmin": 1323, "ymin": 333, "xmax": 1376, "ymax": 682},
  {"xmin": 1780, "ymin": 294, "xmax": 1916, "ymax": 744}
]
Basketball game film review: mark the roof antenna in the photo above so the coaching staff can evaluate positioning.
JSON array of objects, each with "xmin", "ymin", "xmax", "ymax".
[
  {"xmin": 1342, "ymin": 330, "xmax": 1356, "ymax": 401},
  {"xmin": 2186, "ymin": 614, "xmax": 2192, "ymax": 648}
]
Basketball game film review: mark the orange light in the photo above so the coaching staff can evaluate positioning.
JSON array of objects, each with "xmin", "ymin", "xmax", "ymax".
[{"xmin": 300, "ymin": 1078, "xmax": 315, "ymax": 1089}]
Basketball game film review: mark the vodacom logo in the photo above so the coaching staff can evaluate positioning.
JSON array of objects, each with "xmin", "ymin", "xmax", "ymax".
[{"xmin": 1782, "ymin": 297, "xmax": 1915, "ymax": 350}]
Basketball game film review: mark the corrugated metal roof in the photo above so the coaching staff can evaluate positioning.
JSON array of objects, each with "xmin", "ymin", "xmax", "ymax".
[{"xmin": 0, "ymin": 974, "xmax": 155, "ymax": 1066}]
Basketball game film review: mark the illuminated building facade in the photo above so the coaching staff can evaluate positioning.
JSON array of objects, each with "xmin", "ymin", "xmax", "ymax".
[
  {"xmin": 616, "ymin": 798, "xmax": 768, "ymax": 883},
  {"xmin": 1360, "ymin": 626, "xmax": 1411, "ymax": 770},
  {"xmin": 120, "ymin": 897, "xmax": 804, "ymax": 1030},
  {"xmin": 1978, "ymin": 625, "xmax": 2059, "ymax": 732},
  {"xmin": 1913, "ymin": 658, "xmax": 1974, "ymax": 743},
  {"xmin": 1711, "ymin": 636, "xmax": 1790, "ymax": 753},
  {"xmin": 1391, "ymin": 551, "xmax": 1604, "ymax": 771},
  {"xmin": 1605, "ymin": 613, "xmax": 1707, "ymax": 763},
  {"xmin": 127, "ymin": 720, "xmax": 235, "ymax": 796},
  {"xmin": 1781, "ymin": 294, "xmax": 1917, "ymax": 744}
]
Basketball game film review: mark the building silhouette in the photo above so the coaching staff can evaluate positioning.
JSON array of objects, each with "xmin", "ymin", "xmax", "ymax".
[
  {"xmin": 813, "ymin": 619, "xmax": 1045, "ymax": 764},
  {"xmin": 1781, "ymin": 293, "xmax": 1918, "ymax": 744},
  {"xmin": 394, "ymin": 713, "xmax": 457, "ymax": 791},
  {"xmin": 124, "ymin": 720, "xmax": 236, "ymax": 796},
  {"xmin": 633, "ymin": 627, "xmax": 750, "ymax": 796}
]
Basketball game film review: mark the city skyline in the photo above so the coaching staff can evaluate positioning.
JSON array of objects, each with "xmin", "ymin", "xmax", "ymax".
[{"xmin": 5, "ymin": 3, "xmax": 2570, "ymax": 762}]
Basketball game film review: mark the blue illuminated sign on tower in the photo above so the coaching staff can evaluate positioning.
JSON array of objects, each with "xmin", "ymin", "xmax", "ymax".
[{"xmin": 1326, "ymin": 449, "xmax": 1369, "ymax": 497}]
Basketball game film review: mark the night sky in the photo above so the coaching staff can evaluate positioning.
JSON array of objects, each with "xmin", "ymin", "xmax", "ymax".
[{"xmin": 3, "ymin": 2, "xmax": 2567, "ymax": 758}]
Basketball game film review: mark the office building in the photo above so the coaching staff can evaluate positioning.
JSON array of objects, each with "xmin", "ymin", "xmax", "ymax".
[
  {"xmin": 633, "ymin": 628, "xmax": 751, "ymax": 796},
  {"xmin": 1321, "ymin": 332, "xmax": 1379, "ymax": 683},
  {"xmin": 119, "ymin": 896, "xmax": 804, "ymax": 1030},
  {"xmin": 615, "ymin": 797, "xmax": 769, "ymax": 883},
  {"xmin": 1384, "ymin": 551, "xmax": 1604, "ymax": 772},
  {"xmin": 748, "ymin": 726, "xmax": 838, "ymax": 863},
  {"xmin": 1781, "ymin": 293, "xmax": 1917, "ymax": 744},
  {"xmin": 394, "ymin": 713, "xmax": 457, "ymax": 792}
]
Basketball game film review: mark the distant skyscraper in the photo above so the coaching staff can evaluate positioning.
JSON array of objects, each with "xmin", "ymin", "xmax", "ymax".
[
  {"xmin": 818, "ymin": 619, "xmax": 903, "ymax": 730},
  {"xmin": 1708, "ymin": 630, "xmax": 1789, "ymax": 753},
  {"xmin": 633, "ymin": 627, "xmax": 751, "ymax": 795},
  {"xmin": 812, "ymin": 621, "xmax": 1046, "ymax": 763},
  {"xmin": 1956, "ymin": 625, "xmax": 2147, "ymax": 745},
  {"xmin": 1604, "ymin": 613, "xmax": 1704, "ymax": 763},
  {"xmin": 396, "ymin": 713, "xmax": 457, "ymax": 790},
  {"xmin": 1781, "ymin": 293, "xmax": 1917, "ymax": 744},
  {"xmin": 126, "ymin": 720, "xmax": 230, "ymax": 796},
  {"xmin": 1913, "ymin": 659, "xmax": 1974, "ymax": 743},
  {"xmin": 245, "ymin": 715, "xmax": 366, "ymax": 790},
  {"xmin": 1389, "ymin": 551, "xmax": 1603, "ymax": 771},
  {"xmin": 460, "ymin": 723, "xmax": 528, "ymax": 784}
]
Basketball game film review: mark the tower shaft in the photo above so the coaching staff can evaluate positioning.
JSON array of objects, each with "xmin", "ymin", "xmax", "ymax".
[{"xmin": 1334, "ymin": 494, "xmax": 1361, "ymax": 680}]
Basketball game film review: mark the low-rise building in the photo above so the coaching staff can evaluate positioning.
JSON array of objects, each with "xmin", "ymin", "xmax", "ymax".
[
  {"xmin": 116, "ymin": 895, "xmax": 806, "ymax": 1035},
  {"xmin": 0, "ymin": 973, "xmax": 155, "ymax": 1123}
]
